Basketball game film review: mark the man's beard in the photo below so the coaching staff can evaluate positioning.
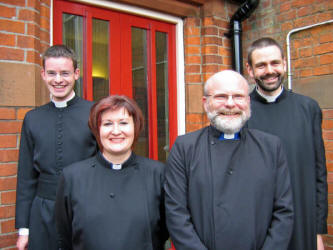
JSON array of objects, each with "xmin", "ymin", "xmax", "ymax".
[
  {"xmin": 207, "ymin": 108, "xmax": 251, "ymax": 134},
  {"xmin": 254, "ymin": 73, "xmax": 284, "ymax": 93}
]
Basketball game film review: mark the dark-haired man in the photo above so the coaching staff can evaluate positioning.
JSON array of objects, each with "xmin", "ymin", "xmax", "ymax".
[
  {"xmin": 246, "ymin": 37, "xmax": 327, "ymax": 250},
  {"xmin": 15, "ymin": 45, "xmax": 97, "ymax": 250},
  {"xmin": 165, "ymin": 70, "xmax": 293, "ymax": 250}
]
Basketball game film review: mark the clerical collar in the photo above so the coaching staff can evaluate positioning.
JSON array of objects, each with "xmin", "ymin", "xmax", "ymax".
[
  {"xmin": 51, "ymin": 91, "xmax": 75, "ymax": 108},
  {"xmin": 97, "ymin": 151, "xmax": 135, "ymax": 170},
  {"xmin": 111, "ymin": 163, "xmax": 122, "ymax": 170},
  {"xmin": 219, "ymin": 132, "xmax": 240, "ymax": 140},
  {"xmin": 256, "ymin": 86, "xmax": 283, "ymax": 103}
]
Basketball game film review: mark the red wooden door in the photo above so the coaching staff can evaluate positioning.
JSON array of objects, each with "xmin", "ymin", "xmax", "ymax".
[{"xmin": 53, "ymin": 0, "xmax": 177, "ymax": 161}]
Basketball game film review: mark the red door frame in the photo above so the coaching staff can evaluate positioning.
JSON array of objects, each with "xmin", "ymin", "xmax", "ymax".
[{"xmin": 53, "ymin": 0, "xmax": 178, "ymax": 160}]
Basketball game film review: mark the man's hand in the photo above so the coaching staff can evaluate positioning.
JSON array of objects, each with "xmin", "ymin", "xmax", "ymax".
[
  {"xmin": 317, "ymin": 234, "xmax": 325, "ymax": 250},
  {"xmin": 16, "ymin": 235, "xmax": 28, "ymax": 250}
]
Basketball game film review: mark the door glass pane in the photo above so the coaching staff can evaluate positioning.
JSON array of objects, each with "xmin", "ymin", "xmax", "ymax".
[
  {"xmin": 92, "ymin": 18, "xmax": 109, "ymax": 101},
  {"xmin": 62, "ymin": 14, "xmax": 83, "ymax": 97},
  {"xmin": 156, "ymin": 32, "xmax": 169, "ymax": 162},
  {"xmin": 131, "ymin": 27, "xmax": 148, "ymax": 157}
]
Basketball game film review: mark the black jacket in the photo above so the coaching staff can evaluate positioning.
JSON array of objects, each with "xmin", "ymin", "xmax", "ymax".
[
  {"xmin": 248, "ymin": 89, "xmax": 328, "ymax": 250},
  {"xmin": 165, "ymin": 126, "xmax": 293, "ymax": 250},
  {"xmin": 55, "ymin": 152, "xmax": 168, "ymax": 250},
  {"xmin": 15, "ymin": 96, "xmax": 97, "ymax": 250}
]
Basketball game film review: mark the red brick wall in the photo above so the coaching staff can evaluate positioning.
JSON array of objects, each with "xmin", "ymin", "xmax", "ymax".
[
  {"xmin": 184, "ymin": 1, "xmax": 239, "ymax": 132},
  {"xmin": 0, "ymin": 108, "xmax": 26, "ymax": 249},
  {"xmin": 0, "ymin": 0, "xmax": 50, "ymax": 248},
  {"xmin": 325, "ymin": 108, "xmax": 333, "ymax": 248}
]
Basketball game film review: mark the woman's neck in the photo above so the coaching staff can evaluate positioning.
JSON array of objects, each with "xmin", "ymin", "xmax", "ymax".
[{"xmin": 102, "ymin": 150, "xmax": 132, "ymax": 164}]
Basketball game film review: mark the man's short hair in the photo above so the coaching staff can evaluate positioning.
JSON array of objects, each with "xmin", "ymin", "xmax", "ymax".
[
  {"xmin": 42, "ymin": 44, "xmax": 78, "ymax": 70},
  {"xmin": 247, "ymin": 37, "xmax": 284, "ymax": 67}
]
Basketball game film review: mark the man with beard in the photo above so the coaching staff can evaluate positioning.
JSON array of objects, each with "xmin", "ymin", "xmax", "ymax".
[
  {"xmin": 165, "ymin": 70, "xmax": 293, "ymax": 250},
  {"xmin": 246, "ymin": 37, "xmax": 327, "ymax": 250}
]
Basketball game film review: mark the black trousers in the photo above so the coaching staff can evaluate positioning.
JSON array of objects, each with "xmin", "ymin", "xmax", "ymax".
[{"xmin": 28, "ymin": 196, "xmax": 58, "ymax": 250}]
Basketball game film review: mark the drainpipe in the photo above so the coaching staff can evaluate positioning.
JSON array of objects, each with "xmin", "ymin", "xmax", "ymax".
[
  {"xmin": 227, "ymin": 0, "xmax": 260, "ymax": 73},
  {"xmin": 286, "ymin": 19, "xmax": 333, "ymax": 90}
]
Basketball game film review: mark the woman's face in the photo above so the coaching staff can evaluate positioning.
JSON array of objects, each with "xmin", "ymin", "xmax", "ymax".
[{"xmin": 99, "ymin": 107, "xmax": 135, "ymax": 161}]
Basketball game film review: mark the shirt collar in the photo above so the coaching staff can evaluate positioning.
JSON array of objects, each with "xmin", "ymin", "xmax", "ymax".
[
  {"xmin": 51, "ymin": 91, "xmax": 75, "ymax": 108},
  {"xmin": 219, "ymin": 132, "xmax": 240, "ymax": 140},
  {"xmin": 256, "ymin": 86, "xmax": 283, "ymax": 103},
  {"xmin": 96, "ymin": 151, "xmax": 136, "ymax": 170}
]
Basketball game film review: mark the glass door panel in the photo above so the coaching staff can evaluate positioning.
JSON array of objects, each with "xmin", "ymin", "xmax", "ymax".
[
  {"xmin": 92, "ymin": 18, "xmax": 109, "ymax": 101},
  {"xmin": 131, "ymin": 27, "xmax": 149, "ymax": 157},
  {"xmin": 155, "ymin": 31, "xmax": 169, "ymax": 162},
  {"xmin": 62, "ymin": 14, "xmax": 83, "ymax": 97}
]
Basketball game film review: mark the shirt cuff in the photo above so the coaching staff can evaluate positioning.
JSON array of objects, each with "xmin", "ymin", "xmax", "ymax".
[{"xmin": 18, "ymin": 228, "xmax": 29, "ymax": 236}]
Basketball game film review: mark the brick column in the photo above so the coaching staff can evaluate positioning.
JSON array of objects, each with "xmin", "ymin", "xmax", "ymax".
[
  {"xmin": 0, "ymin": 0, "xmax": 50, "ymax": 248},
  {"xmin": 184, "ymin": 1, "xmax": 235, "ymax": 133}
]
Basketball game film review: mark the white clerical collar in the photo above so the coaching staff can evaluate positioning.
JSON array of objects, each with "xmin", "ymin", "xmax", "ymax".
[
  {"xmin": 112, "ymin": 164, "xmax": 122, "ymax": 170},
  {"xmin": 51, "ymin": 91, "xmax": 75, "ymax": 108},
  {"xmin": 256, "ymin": 86, "xmax": 283, "ymax": 103},
  {"xmin": 219, "ymin": 132, "xmax": 240, "ymax": 140}
]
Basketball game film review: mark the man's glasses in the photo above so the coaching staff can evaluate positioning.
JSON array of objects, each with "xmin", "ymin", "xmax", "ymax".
[
  {"xmin": 46, "ymin": 71, "xmax": 73, "ymax": 78},
  {"xmin": 205, "ymin": 93, "xmax": 247, "ymax": 103}
]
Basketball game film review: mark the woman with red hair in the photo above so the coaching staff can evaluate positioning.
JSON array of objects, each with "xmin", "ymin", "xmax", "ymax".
[{"xmin": 55, "ymin": 95, "xmax": 168, "ymax": 250}]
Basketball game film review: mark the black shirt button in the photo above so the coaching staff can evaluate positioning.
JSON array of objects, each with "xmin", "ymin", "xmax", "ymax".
[{"xmin": 109, "ymin": 193, "xmax": 115, "ymax": 198}]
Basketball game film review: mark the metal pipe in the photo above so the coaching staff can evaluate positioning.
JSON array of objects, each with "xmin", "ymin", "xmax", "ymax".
[
  {"xmin": 233, "ymin": 20, "xmax": 242, "ymax": 73},
  {"xmin": 286, "ymin": 19, "xmax": 333, "ymax": 90},
  {"xmin": 228, "ymin": 0, "xmax": 260, "ymax": 73}
]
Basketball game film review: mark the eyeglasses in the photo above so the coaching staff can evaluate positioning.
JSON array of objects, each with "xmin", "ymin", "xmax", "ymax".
[
  {"xmin": 46, "ymin": 71, "xmax": 73, "ymax": 78},
  {"xmin": 205, "ymin": 93, "xmax": 247, "ymax": 103}
]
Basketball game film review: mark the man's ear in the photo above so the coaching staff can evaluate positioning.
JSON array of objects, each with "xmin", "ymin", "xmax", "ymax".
[
  {"xmin": 246, "ymin": 62, "xmax": 254, "ymax": 78},
  {"xmin": 202, "ymin": 96, "xmax": 208, "ymax": 113},
  {"xmin": 74, "ymin": 68, "xmax": 80, "ymax": 80},
  {"xmin": 283, "ymin": 59, "xmax": 287, "ymax": 73},
  {"xmin": 41, "ymin": 68, "xmax": 46, "ymax": 81}
]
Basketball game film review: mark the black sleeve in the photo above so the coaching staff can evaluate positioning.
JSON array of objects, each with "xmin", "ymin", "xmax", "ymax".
[
  {"xmin": 261, "ymin": 141, "xmax": 294, "ymax": 250},
  {"xmin": 164, "ymin": 140, "xmax": 207, "ymax": 250},
  {"xmin": 55, "ymin": 173, "xmax": 73, "ymax": 250},
  {"xmin": 313, "ymin": 104, "xmax": 328, "ymax": 234},
  {"xmin": 15, "ymin": 115, "xmax": 39, "ymax": 228}
]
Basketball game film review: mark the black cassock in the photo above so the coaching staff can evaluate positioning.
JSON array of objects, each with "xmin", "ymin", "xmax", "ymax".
[
  {"xmin": 165, "ymin": 126, "xmax": 293, "ymax": 250},
  {"xmin": 15, "ymin": 96, "xmax": 97, "ymax": 250},
  {"xmin": 247, "ymin": 89, "xmax": 328, "ymax": 250},
  {"xmin": 55, "ymin": 152, "xmax": 168, "ymax": 250}
]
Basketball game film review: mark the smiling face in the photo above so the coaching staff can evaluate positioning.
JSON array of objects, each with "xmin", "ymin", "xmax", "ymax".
[
  {"xmin": 99, "ymin": 107, "xmax": 135, "ymax": 163},
  {"xmin": 41, "ymin": 57, "xmax": 80, "ymax": 102},
  {"xmin": 203, "ymin": 71, "xmax": 251, "ymax": 134},
  {"xmin": 247, "ymin": 45, "xmax": 286, "ymax": 96}
]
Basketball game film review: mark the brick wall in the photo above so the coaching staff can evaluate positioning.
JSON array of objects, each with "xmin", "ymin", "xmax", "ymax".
[
  {"xmin": 0, "ymin": 108, "xmax": 26, "ymax": 249},
  {"xmin": 0, "ymin": 0, "xmax": 50, "ymax": 248},
  {"xmin": 242, "ymin": 0, "xmax": 333, "ymax": 248},
  {"xmin": 184, "ymin": 1, "xmax": 238, "ymax": 132}
]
